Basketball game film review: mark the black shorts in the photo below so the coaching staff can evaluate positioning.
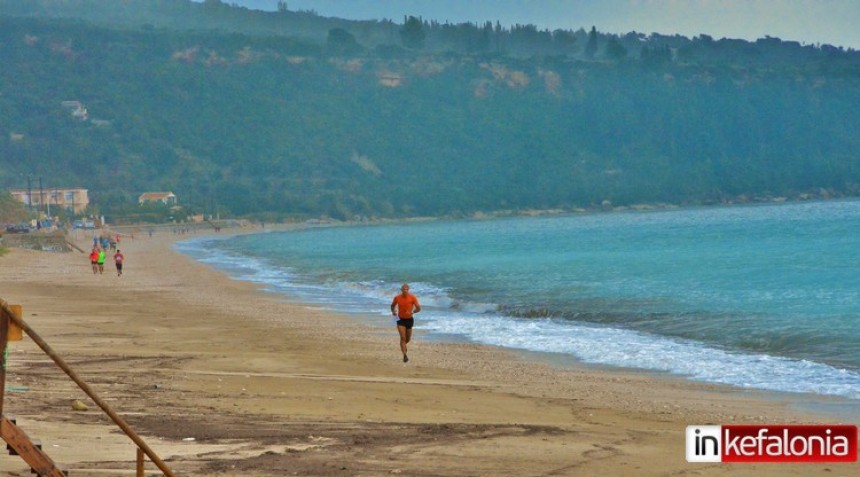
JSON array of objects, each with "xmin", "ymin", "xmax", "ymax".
[
  {"xmin": 116, "ymin": 263, "xmax": 123, "ymax": 270},
  {"xmin": 396, "ymin": 319, "xmax": 414, "ymax": 329}
]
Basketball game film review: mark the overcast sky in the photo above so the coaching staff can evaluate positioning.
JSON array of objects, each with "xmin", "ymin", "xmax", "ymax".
[{"xmin": 213, "ymin": 0, "xmax": 860, "ymax": 49}]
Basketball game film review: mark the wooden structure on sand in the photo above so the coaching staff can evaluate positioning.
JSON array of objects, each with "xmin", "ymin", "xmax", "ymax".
[{"xmin": 0, "ymin": 299, "xmax": 177, "ymax": 476}]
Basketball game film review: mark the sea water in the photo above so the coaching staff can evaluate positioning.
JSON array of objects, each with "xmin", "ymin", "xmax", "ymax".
[{"xmin": 175, "ymin": 200, "xmax": 860, "ymax": 401}]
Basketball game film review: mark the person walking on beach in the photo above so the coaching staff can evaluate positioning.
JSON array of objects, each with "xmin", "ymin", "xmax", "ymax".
[
  {"xmin": 390, "ymin": 283, "xmax": 421, "ymax": 363},
  {"xmin": 97, "ymin": 248, "xmax": 106, "ymax": 274},
  {"xmin": 89, "ymin": 247, "xmax": 100, "ymax": 274},
  {"xmin": 114, "ymin": 249, "xmax": 124, "ymax": 276}
]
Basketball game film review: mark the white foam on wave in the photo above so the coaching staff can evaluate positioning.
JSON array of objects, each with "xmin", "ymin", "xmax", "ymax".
[{"xmin": 420, "ymin": 313, "xmax": 860, "ymax": 399}]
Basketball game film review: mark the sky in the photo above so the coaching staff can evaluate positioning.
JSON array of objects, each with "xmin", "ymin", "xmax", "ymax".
[{"xmin": 213, "ymin": 0, "xmax": 860, "ymax": 50}]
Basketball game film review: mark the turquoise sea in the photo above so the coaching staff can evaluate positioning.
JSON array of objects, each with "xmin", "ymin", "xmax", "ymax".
[{"xmin": 176, "ymin": 200, "xmax": 860, "ymax": 402}]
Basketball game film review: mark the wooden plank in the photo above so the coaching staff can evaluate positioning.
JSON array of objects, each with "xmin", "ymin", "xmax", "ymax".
[{"xmin": 0, "ymin": 416, "xmax": 67, "ymax": 477}]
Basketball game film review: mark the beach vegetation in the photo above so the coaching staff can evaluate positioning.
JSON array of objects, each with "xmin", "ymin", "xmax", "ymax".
[{"xmin": 1, "ymin": 1, "xmax": 859, "ymax": 222}]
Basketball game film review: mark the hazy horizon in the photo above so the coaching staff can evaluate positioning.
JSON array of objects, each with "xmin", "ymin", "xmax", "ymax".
[{"xmin": 204, "ymin": 0, "xmax": 860, "ymax": 50}]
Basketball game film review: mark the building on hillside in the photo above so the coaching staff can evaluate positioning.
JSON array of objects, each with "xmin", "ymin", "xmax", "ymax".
[
  {"xmin": 61, "ymin": 100, "xmax": 88, "ymax": 121},
  {"xmin": 138, "ymin": 192, "xmax": 177, "ymax": 206},
  {"xmin": 8, "ymin": 188, "xmax": 89, "ymax": 214}
]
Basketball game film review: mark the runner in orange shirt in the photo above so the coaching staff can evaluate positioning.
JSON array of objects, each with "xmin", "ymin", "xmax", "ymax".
[
  {"xmin": 89, "ymin": 248, "xmax": 100, "ymax": 274},
  {"xmin": 390, "ymin": 283, "xmax": 421, "ymax": 363}
]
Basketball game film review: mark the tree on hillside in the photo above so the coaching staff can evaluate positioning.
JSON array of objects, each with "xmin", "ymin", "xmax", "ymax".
[
  {"xmin": 327, "ymin": 28, "xmax": 362, "ymax": 55},
  {"xmin": 552, "ymin": 29, "xmax": 577, "ymax": 54},
  {"xmin": 585, "ymin": 26, "xmax": 598, "ymax": 58},
  {"xmin": 606, "ymin": 36, "xmax": 627, "ymax": 59},
  {"xmin": 400, "ymin": 15, "xmax": 426, "ymax": 50},
  {"xmin": 640, "ymin": 45, "xmax": 672, "ymax": 66},
  {"xmin": 493, "ymin": 21, "xmax": 506, "ymax": 54}
]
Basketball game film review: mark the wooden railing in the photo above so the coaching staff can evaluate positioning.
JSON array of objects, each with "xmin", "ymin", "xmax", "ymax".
[{"xmin": 0, "ymin": 299, "xmax": 177, "ymax": 477}]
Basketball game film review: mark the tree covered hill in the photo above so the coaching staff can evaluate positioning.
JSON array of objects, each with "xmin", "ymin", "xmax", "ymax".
[{"xmin": 1, "ymin": 1, "xmax": 860, "ymax": 221}]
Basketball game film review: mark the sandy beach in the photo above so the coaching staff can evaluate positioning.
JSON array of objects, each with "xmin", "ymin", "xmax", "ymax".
[{"xmin": 0, "ymin": 227, "xmax": 856, "ymax": 476}]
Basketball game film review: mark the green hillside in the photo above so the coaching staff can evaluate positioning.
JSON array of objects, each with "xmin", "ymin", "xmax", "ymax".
[{"xmin": 1, "ymin": 1, "xmax": 859, "ymax": 222}]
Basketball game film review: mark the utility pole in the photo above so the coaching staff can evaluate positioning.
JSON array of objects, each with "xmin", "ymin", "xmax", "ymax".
[
  {"xmin": 39, "ymin": 177, "xmax": 44, "ymax": 217},
  {"xmin": 47, "ymin": 187, "xmax": 55, "ymax": 217},
  {"xmin": 26, "ymin": 176, "xmax": 32, "ymax": 211}
]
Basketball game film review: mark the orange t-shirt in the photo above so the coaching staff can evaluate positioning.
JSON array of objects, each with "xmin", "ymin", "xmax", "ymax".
[{"xmin": 392, "ymin": 293, "xmax": 419, "ymax": 319}]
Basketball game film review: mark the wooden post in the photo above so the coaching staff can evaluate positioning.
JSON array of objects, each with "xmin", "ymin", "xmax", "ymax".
[
  {"xmin": 0, "ymin": 305, "xmax": 8, "ymax": 417},
  {"xmin": 137, "ymin": 447, "xmax": 145, "ymax": 477},
  {"xmin": 1, "ymin": 305, "xmax": 24, "ymax": 418},
  {"xmin": 8, "ymin": 305, "xmax": 23, "ymax": 341}
]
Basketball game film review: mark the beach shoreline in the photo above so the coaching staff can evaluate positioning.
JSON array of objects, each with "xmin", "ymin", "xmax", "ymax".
[{"xmin": 0, "ymin": 227, "xmax": 856, "ymax": 476}]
